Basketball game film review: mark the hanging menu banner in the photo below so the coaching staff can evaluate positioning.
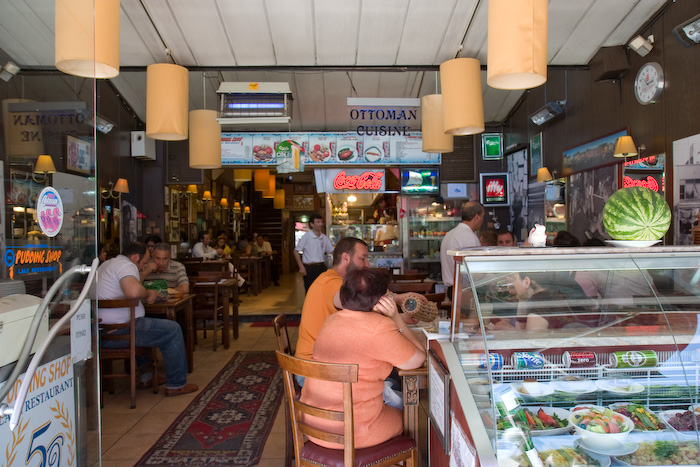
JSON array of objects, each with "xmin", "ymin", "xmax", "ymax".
[{"xmin": 221, "ymin": 132, "xmax": 439, "ymax": 166}]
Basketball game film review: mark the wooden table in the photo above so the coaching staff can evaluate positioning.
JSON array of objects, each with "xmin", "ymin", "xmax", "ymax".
[
  {"xmin": 144, "ymin": 294, "xmax": 195, "ymax": 373},
  {"xmin": 191, "ymin": 278, "xmax": 239, "ymax": 344}
]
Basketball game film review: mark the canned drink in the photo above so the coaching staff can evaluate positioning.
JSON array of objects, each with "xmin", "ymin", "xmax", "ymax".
[
  {"xmin": 563, "ymin": 351, "xmax": 597, "ymax": 368},
  {"xmin": 609, "ymin": 350, "xmax": 657, "ymax": 368},
  {"xmin": 476, "ymin": 353, "xmax": 504, "ymax": 370},
  {"xmin": 512, "ymin": 352, "xmax": 545, "ymax": 370}
]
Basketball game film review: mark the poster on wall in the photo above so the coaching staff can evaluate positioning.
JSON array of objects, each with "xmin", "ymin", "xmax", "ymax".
[
  {"xmin": 507, "ymin": 149, "xmax": 529, "ymax": 240},
  {"xmin": 480, "ymin": 173, "xmax": 510, "ymax": 206},
  {"xmin": 562, "ymin": 129, "xmax": 627, "ymax": 176},
  {"xmin": 121, "ymin": 200, "xmax": 138, "ymax": 249},
  {"xmin": 66, "ymin": 134, "xmax": 92, "ymax": 174},
  {"xmin": 673, "ymin": 133, "xmax": 700, "ymax": 244},
  {"xmin": 530, "ymin": 133, "xmax": 542, "ymax": 176},
  {"xmin": 482, "ymin": 133, "xmax": 503, "ymax": 160},
  {"xmin": 568, "ymin": 164, "xmax": 618, "ymax": 242}
]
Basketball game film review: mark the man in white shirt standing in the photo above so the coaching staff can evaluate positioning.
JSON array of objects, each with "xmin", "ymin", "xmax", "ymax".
[
  {"xmin": 192, "ymin": 232, "xmax": 222, "ymax": 259},
  {"xmin": 294, "ymin": 213, "xmax": 334, "ymax": 291},
  {"xmin": 440, "ymin": 201, "xmax": 485, "ymax": 297}
]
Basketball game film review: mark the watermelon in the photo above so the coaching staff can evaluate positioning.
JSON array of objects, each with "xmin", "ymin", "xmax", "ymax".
[{"xmin": 603, "ymin": 187, "xmax": 671, "ymax": 240}]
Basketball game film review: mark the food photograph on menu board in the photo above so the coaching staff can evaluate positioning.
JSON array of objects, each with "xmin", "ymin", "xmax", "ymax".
[
  {"xmin": 251, "ymin": 134, "xmax": 279, "ymax": 164},
  {"xmin": 480, "ymin": 172, "xmax": 510, "ymax": 206},
  {"xmin": 336, "ymin": 134, "xmax": 363, "ymax": 163},
  {"xmin": 220, "ymin": 133, "xmax": 253, "ymax": 165},
  {"xmin": 306, "ymin": 133, "xmax": 336, "ymax": 164},
  {"xmin": 363, "ymin": 135, "xmax": 389, "ymax": 163}
]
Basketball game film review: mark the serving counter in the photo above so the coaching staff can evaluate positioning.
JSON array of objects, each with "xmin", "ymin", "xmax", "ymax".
[{"xmin": 429, "ymin": 246, "xmax": 700, "ymax": 467}]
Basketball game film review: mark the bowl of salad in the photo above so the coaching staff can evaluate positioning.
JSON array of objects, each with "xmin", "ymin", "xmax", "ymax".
[
  {"xmin": 570, "ymin": 407, "xmax": 634, "ymax": 451},
  {"xmin": 609, "ymin": 403, "xmax": 665, "ymax": 431},
  {"xmin": 522, "ymin": 406, "xmax": 572, "ymax": 436}
]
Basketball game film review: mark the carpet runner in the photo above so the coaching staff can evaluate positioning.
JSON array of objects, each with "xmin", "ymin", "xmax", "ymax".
[
  {"xmin": 135, "ymin": 351, "xmax": 283, "ymax": 466},
  {"xmin": 239, "ymin": 314, "xmax": 301, "ymax": 327}
]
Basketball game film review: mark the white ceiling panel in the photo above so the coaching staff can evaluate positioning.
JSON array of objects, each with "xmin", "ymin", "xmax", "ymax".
[
  {"xmin": 459, "ymin": 0, "xmax": 488, "ymax": 64},
  {"xmin": 110, "ymin": 72, "xmax": 147, "ymax": 122},
  {"xmin": 265, "ymin": 0, "xmax": 316, "ymax": 65},
  {"xmin": 602, "ymin": 0, "xmax": 666, "ymax": 46},
  {"xmin": 0, "ymin": 1, "xmax": 54, "ymax": 66},
  {"xmin": 217, "ymin": 0, "xmax": 276, "ymax": 66},
  {"xmin": 356, "ymin": 0, "xmax": 408, "ymax": 65},
  {"xmin": 314, "ymin": 0, "xmax": 360, "ymax": 65},
  {"xmin": 119, "ymin": 0, "xmax": 166, "ymax": 65},
  {"xmin": 293, "ymin": 71, "xmax": 327, "ymax": 130},
  {"xmin": 436, "ymin": 0, "xmax": 480, "ymax": 64},
  {"xmin": 551, "ymin": 0, "xmax": 636, "ymax": 65},
  {"xmin": 323, "ymin": 72, "xmax": 354, "ymax": 131},
  {"xmin": 396, "ymin": 2, "xmax": 459, "ymax": 65},
  {"xmin": 141, "ymin": 0, "xmax": 195, "ymax": 65},
  {"xmin": 547, "ymin": 0, "xmax": 596, "ymax": 63}
]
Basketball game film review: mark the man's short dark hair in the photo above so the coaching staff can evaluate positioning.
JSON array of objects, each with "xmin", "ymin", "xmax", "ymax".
[
  {"xmin": 122, "ymin": 242, "xmax": 147, "ymax": 260},
  {"xmin": 198, "ymin": 231, "xmax": 209, "ymax": 242},
  {"xmin": 553, "ymin": 230, "xmax": 581, "ymax": 247},
  {"xmin": 461, "ymin": 201, "xmax": 485, "ymax": 221},
  {"xmin": 497, "ymin": 229, "xmax": 516, "ymax": 243},
  {"xmin": 332, "ymin": 237, "xmax": 367, "ymax": 266},
  {"xmin": 144, "ymin": 235, "xmax": 162, "ymax": 245},
  {"xmin": 308, "ymin": 213, "xmax": 323, "ymax": 226},
  {"xmin": 340, "ymin": 268, "xmax": 391, "ymax": 312},
  {"xmin": 153, "ymin": 243, "xmax": 171, "ymax": 254}
]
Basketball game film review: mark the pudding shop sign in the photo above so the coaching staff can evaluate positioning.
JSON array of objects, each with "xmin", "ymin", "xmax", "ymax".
[{"xmin": 0, "ymin": 355, "xmax": 76, "ymax": 466}]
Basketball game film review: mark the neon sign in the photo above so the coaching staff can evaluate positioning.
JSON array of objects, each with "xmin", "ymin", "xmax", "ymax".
[
  {"xmin": 4, "ymin": 246, "xmax": 63, "ymax": 279},
  {"xmin": 623, "ymin": 175, "xmax": 660, "ymax": 192},
  {"xmin": 333, "ymin": 170, "xmax": 384, "ymax": 191}
]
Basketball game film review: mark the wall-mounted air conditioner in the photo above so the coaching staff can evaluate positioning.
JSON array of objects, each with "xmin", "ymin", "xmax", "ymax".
[{"xmin": 131, "ymin": 131, "xmax": 156, "ymax": 160}]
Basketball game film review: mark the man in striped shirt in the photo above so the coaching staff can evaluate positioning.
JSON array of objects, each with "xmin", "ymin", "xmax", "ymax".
[{"xmin": 145, "ymin": 243, "xmax": 190, "ymax": 294}]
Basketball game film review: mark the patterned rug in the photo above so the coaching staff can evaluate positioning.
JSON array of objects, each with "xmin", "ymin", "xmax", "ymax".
[
  {"xmin": 239, "ymin": 314, "xmax": 301, "ymax": 327},
  {"xmin": 135, "ymin": 351, "xmax": 283, "ymax": 466}
]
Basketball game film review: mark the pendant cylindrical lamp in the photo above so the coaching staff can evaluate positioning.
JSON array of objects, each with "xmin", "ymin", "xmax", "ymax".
[
  {"xmin": 440, "ymin": 58, "xmax": 484, "ymax": 135},
  {"xmin": 254, "ymin": 169, "xmax": 270, "ymax": 191},
  {"xmin": 55, "ymin": 0, "xmax": 120, "ymax": 78},
  {"xmin": 421, "ymin": 94, "xmax": 453, "ymax": 153},
  {"xmin": 233, "ymin": 169, "xmax": 253, "ymax": 182},
  {"xmin": 263, "ymin": 176, "xmax": 276, "ymax": 198},
  {"xmin": 189, "ymin": 110, "xmax": 221, "ymax": 168},
  {"xmin": 273, "ymin": 189, "xmax": 285, "ymax": 209},
  {"xmin": 487, "ymin": 0, "xmax": 548, "ymax": 90},
  {"xmin": 146, "ymin": 63, "xmax": 189, "ymax": 141}
]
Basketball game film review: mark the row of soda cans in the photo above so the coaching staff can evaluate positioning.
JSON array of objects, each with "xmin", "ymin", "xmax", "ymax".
[{"xmin": 462, "ymin": 350, "xmax": 658, "ymax": 370}]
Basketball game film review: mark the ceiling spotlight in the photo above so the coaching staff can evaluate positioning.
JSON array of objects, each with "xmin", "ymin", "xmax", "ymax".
[
  {"xmin": 629, "ymin": 35, "xmax": 653, "ymax": 57},
  {"xmin": 0, "ymin": 61, "xmax": 20, "ymax": 82},
  {"xmin": 530, "ymin": 100, "xmax": 566, "ymax": 126}
]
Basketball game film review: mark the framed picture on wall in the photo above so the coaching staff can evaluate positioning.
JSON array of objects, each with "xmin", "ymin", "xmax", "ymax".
[
  {"xmin": 170, "ymin": 190, "xmax": 179, "ymax": 219},
  {"xmin": 164, "ymin": 186, "xmax": 170, "ymax": 206},
  {"xmin": 530, "ymin": 133, "xmax": 543, "ymax": 176},
  {"xmin": 169, "ymin": 220, "xmax": 179, "ymax": 242},
  {"xmin": 66, "ymin": 135, "xmax": 92, "ymax": 174},
  {"xmin": 479, "ymin": 173, "xmax": 510, "ymax": 206},
  {"xmin": 562, "ymin": 128, "xmax": 628, "ymax": 176},
  {"xmin": 481, "ymin": 133, "xmax": 503, "ymax": 160}
]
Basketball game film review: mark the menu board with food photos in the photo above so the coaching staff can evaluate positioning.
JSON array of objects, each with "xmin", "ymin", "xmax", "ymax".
[{"xmin": 221, "ymin": 132, "xmax": 439, "ymax": 165}]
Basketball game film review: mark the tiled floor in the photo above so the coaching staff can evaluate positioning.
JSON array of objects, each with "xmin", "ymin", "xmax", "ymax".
[{"xmin": 96, "ymin": 273, "xmax": 428, "ymax": 466}]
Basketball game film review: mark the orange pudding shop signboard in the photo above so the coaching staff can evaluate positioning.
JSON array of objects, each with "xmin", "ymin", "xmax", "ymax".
[{"xmin": 0, "ymin": 355, "xmax": 76, "ymax": 466}]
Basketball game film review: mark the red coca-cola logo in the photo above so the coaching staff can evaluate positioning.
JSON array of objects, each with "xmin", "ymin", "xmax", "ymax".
[
  {"xmin": 485, "ymin": 179, "xmax": 504, "ymax": 197},
  {"xmin": 624, "ymin": 175, "xmax": 659, "ymax": 192},
  {"xmin": 333, "ymin": 171, "xmax": 384, "ymax": 190}
]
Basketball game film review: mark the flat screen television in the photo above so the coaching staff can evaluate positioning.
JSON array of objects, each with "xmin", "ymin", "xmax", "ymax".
[{"xmin": 400, "ymin": 169, "xmax": 439, "ymax": 194}]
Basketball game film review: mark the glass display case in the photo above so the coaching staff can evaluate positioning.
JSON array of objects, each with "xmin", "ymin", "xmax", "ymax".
[
  {"xmin": 401, "ymin": 196, "xmax": 461, "ymax": 277},
  {"xmin": 441, "ymin": 246, "xmax": 700, "ymax": 466}
]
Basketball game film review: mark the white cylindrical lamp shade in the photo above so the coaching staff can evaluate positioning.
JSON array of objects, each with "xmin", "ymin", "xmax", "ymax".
[
  {"xmin": 440, "ymin": 58, "xmax": 485, "ymax": 135},
  {"xmin": 189, "ymin": 110, "xmax": 221, "ymax": 169},
  {"xmin": 146, "ymin": 63, "xmax": 189, "ymax": 141},
  {"xmin": 55, "ymin": 0, "xmax": 120, "ymax": 78},
  {"xmin": 421, "ymin": 94, "xmax": 453, "ymax": 153},
  {"xmin": 487, "ymin": 0, "xmax": 548, "ymax": 90},
  {"xmin": 254, "ymin": 169, "xmax": 270, "ymax": 191},
  {"xmin": 233, "ymin": 169, "xmax": 253, "ymax": 181},
  {"xmin": 262, "ymin": 176, "xmax": 276, "ymax": 198},
  {"xmin": 273, "ymin": 189, "xmax": 285, "ymax": 209}
]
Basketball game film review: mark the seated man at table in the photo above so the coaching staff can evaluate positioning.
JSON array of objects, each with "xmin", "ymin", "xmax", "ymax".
[
  {"xmin": 295, "ymin": 237, "xmax": 423, "ymax": 385},
  {"xmin": 145, "ymin": 243, "xmax": 190, "ymax": 294},
  {"xmin": 192, "ymin": 231, "xmax": 223, "ymax": 259},
  {"xmin": 96, "ymin": 242, "xmax": 198, "ymax": 396},
  {"xmin": 251, "ymin": 235, "xmax": 279, "ymax": 286}
]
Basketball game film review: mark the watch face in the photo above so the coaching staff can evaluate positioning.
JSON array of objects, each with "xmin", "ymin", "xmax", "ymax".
[{"xmin": 635, "ymin": 62, "xmax": 664, "ymax": 105}]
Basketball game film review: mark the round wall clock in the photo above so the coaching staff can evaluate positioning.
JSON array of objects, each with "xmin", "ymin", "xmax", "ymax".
[{"xmin": 634, "ymin": 62, "xmax": 664, "ymax": 105}]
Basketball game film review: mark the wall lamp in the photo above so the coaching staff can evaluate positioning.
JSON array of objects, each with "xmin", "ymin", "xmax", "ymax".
[
  {"xmin": 629, "ymin": 35, "xmax": 654, "ymax": 57},
  {"xmin": 32, "ymin": 155, "xmax": 56, "ymax": 183},
  {"xmin": 536, "ymin": 167, "xmax": 557, "ymax": 183},
  {"xmin": 613, "ymin": 136, "xmax": 645, "ymax": 158},
  {"xmin": 530, "ymin": 101, "xmax": 566, "ymax": 126},
  {"xmin": 101, "ymin": 178, "xmax": 129, "ymax": 199}
]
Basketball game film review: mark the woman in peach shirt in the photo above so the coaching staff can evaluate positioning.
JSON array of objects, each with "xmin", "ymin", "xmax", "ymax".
[{"xmin": 299, "ymin": 268, "xmax": 426, "ymax": 449}]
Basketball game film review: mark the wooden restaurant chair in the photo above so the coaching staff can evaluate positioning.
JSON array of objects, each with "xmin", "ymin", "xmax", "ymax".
[
  {"xmin": 388, "ymin": 281, "xmax": 434, "ymax": 294},
  {"xmin": 391, "ymin": 273, "xmax": 429, "ymax": 282},
  {"xmin": 275, "ymin": 351, "xmax": 418, "ymax": 467},
  {"xmin": 95, "ymin": 299, "xmax": 158, "ymax": 409},
  {"xmin": 189, "ymin": 274, "xmax": 227, "ymax": 351},
  {"xmin": 273, "ymin": 314, "xmax": 296, "ymax": 467}
]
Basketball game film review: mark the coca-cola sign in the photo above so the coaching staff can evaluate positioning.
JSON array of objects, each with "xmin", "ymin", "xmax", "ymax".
[
  {"xmin": 479, "ymin": 172, "xmax": 510, "ymax": 206},
  {"xmin": 316, "ymin": 169, "xmax": 386, "ymax": 193},
  {"xmin": 624, "ymin": 173, "xmax": 663, "ymax": 193}
]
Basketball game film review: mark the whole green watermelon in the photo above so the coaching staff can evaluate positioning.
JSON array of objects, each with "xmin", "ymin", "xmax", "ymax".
[{"xmin": 603, "ymin": 187, "xmax": 671, "ymax": 240}]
